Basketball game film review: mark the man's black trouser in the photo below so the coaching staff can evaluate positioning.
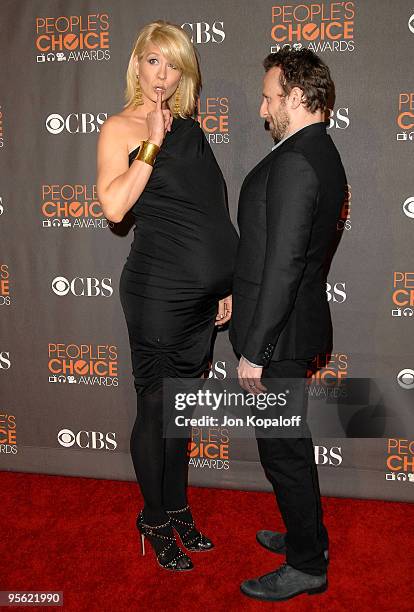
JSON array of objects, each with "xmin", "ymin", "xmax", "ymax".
[{"xmin": 257, "ymin": 358, "xmax": 329, "ymax": 576}]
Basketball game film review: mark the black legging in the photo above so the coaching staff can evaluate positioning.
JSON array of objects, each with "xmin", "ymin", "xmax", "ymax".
[{"xmin": 130, "ymin": 386, "xmax": 191, "ymax": 525}]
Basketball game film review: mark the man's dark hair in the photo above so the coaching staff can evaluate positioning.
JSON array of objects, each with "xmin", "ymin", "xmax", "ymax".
[{"xmin": 263, "ymin": 48, "xmax": 333, "ymax": 112}]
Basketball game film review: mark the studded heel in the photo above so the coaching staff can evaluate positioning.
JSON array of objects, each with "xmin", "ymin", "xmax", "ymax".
[
  {"xmin": 166, "ymin": 505, "xmax": 214, "ymax": 552},
  {"xmin": 136, "ymin": 511, "xmax": 193, "ymax": 571}
]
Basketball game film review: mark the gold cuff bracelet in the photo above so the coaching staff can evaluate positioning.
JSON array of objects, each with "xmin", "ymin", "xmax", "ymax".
[{"xmin": 134, "ymin": 140, "xmax": 160, "ymax": 166}]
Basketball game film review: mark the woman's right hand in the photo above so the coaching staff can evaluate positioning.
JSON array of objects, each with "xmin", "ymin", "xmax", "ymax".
[{"xmin": 146, "ymin": 90, "xmax": 173, "ymax": 147}]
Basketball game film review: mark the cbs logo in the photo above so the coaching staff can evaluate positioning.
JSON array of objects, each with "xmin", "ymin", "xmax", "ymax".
[
  {"xmin": 326, "ymin": 108, "xmax": 350, "ymax": 130},
  {"xmin": 397, "ymin": 369, "xmax": 414, "ymax": 390},
  {"xmin": 52, "ymin": 276, "xmax": 113, "ymax": 297},
  {"xmin": 45, "ymin": 112, "xmax": 107, "ymax": 134},
  {"xmin": 314, "ymin": 446, "xmax": 342, "ymax": 466},
  {"xmin": 326, "ymin": 282, "xmax": 346, "ymax": 303},
  {"xmin": 207, "ymin": 360, "xmax": 227, "ymax": 379},
  {"xmin": 402, "ymin": 197, "xmax": 414, "ymax": 219},
  {"xmin": 0, "ymin": 351, "xmax": 11, "ymax": 369},
  {"xmin": 181, "ymin": 21, "xmax": 225, "ymax": 43},
  {"xmin": 409, "ymin": 13, "xmax": 414, "ymax": 34},
  {"xmin": 58, "ymin": 428, "xmax": 117, "ymax": 450}
]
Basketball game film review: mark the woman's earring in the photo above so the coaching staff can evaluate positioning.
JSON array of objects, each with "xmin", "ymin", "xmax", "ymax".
[
  {"xmin": 134, "ymin": 75, "xmax": 144, "ymax": 107},
  {"xmin": 173, "ymin": 81, "xmax": 181, "ymax": 115}
]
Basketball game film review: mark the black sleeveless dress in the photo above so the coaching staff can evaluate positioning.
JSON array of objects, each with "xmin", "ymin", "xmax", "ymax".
[{"xmin": 119, "ymin": 116, "xmax": 238, "ymax": 394}]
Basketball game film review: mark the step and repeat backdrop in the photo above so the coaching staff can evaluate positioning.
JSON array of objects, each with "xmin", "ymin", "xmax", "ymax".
[{"xmin": 1, "ymin": 1, "xmax": 413, "ymax": 502}]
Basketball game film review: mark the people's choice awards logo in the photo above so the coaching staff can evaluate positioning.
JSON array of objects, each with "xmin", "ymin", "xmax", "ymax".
[
  {"xmin": 309, "ymin": 353, "xmax": 348, "ymax": 382},
  {"xmin": 57, "ymin": 428, "xmax": 117, "ymax": 450},
  {"xmin": 51, "ymin": 276, "xmax": 113, "ymax": 297},
  {"xmin": 385, "ymin": 439, "xmax": 414, "ymax": 483},
  {"xmin": 402, "ymin": 196, "xmax": 414, "ymax": 219},
  {"xmin": 41, "ymin": 184, "xmax": 111, "ymax": 230},
  {"xmin": 35, "ymin": 14, "xmax": 110, "ymax": 63},
  {"xmin": 197, "ymin": 97, "xmax": 229, "ymax": 144},
  {"xmin": 189, "ymin": 427, "xmax": 230, "ymax": 470},
  {"xmin": 397, "ymin": 369, "xmax": 414, "ymax": 390},
  {"xmin": 306, "ymin": 354, "xmax": 348, "ymax": 400},
  {"xmin": 45, "ymin": 113, "xmax": 107, "ymax": 134},
  {"xmin": 0, "ymin": 413, "xmax": 17, "ymax": 455},
  {"xmin": 48, "ymin": 343, "xmax": 118, "ymax": 387},
  {"xmin": 396, "ymin": 93, "xmax": 414, "ymax": 141},
  {"xmin": 391, "ymin": 272, "xmax": 414, "ymax": 318},
  {"xmin": 270, "ymin": 1, "xmax": 355, "ymax": 53},
  {"xmin": 181, "ymin": 21, "xmax": 225, "ymax": 44},
  {"xmin": 0, "ymin": 264, "xmax": 10, "ymax": 306}
]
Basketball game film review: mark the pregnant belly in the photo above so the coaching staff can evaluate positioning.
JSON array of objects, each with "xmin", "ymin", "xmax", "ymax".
[{"xmin": 127, "ymin": 225, "xmax": 235, "ymax": 296}]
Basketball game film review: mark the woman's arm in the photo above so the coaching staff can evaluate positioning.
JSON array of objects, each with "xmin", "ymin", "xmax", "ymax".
[
  {"xmin": 96, "ymin": 92, "xmax": 170, "ymax": 223},
  {"xmin": 96, "ymin": 117, "xmax": 154, "ymax": 223}
]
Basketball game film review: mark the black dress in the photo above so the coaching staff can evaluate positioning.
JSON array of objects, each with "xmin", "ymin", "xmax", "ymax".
[{"xmin": 119, "ymin": 116, "xmax": 238, "ymax": 394}]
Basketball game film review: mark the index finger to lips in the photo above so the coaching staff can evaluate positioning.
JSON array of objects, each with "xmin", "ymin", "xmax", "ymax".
[{"xmin": 156, "ymin": 89, "xmax": 162, "ymax": 110}]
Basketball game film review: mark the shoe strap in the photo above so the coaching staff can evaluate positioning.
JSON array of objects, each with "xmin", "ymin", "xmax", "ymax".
[
  {"xmin": 166, "ymin": 504, "xmax": 190, "ymax": 514},
  {"xmin": 138, "ymin": 516, "xmax": 170, "ymax": 530},
  {"xmin": 165, "ymin": 507, "xmax": 208, "ymax": 547},
  {"xmin": 140, "ymin": 520, "xmax": 188, "ymax": 564}
]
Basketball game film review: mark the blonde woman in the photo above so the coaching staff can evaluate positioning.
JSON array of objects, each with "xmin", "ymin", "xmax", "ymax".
[{"xmin": 97, "ymin": 21, "xmax": 238, "ymax": 571}]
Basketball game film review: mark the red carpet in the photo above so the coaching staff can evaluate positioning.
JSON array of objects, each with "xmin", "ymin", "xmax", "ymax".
[{"xmin": 1, "ymin": 471, "xmax": 412, "ymax": 611}]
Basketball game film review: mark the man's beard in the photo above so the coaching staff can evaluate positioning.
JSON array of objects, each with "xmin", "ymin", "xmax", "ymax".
[{"xmin": 269, "ymin": 110, "xmax": 290, "ymax": 142}]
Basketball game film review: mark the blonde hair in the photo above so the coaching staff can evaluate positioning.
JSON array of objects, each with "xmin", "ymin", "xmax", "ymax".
[{"xmin": 124, "ymin": 21, "xmax": 201, "ymax": 118}]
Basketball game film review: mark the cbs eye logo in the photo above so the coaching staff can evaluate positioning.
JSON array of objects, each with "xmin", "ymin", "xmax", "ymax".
[
  {"xmin": 51, "ymin": 276, "xmax": 113, "ymax": 297},
  {"xmin": 52, "ymin": 276, "xmax": 70, "ymax": 296},
  {"xmin": 45, "ymin": 113, "xmax": 65, "ymax": 134},
  {"xmin": 402, "ymin": 197, "xmax": 414, "ymax": 219},
  {"xmin": 397, "ymin": 369, "xmax": 414, "ymax": 389},
  {"xmin": 45, "ymin": 112, "xmax": 107, "ymax": 134},
  {"xmin": 58, "ymin": 428, "xmax": 75, "ymax": 447},
  {"xmin": 409, "ymin": 13, "xmax": 414, "ymax": 34}
]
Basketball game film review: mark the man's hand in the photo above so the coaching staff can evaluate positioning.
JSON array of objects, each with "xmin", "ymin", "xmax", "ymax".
[
  {"xmin": 215, "ymin": 295, "xmax": 232, "ymax": 326},
  {"xmin": 237, "ymin": 356, "xmax": 266, "ymax": 395}
]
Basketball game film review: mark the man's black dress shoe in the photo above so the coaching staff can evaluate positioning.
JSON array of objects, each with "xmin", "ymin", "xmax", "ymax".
[
  {"xmin": 256, "ymin": 530, "xmax": 329, "ymax": 562},
  {"xmin": 240, "ymin": 563, "xmax": 327, "ymax": 602}
]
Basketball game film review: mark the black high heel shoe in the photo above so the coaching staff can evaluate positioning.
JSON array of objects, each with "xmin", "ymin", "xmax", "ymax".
[
  {"xmin": 166, "ymin": 505, "xmax": 214, "ymax": 552},
  {"xmin": 136, "ymin": 511, "xmax": 193, "ymax": 571}
]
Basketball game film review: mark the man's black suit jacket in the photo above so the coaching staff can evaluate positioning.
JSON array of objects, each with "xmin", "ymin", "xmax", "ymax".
[{"xmin": 229, "ymin": 122, "xmax": 347, "ymax": 367}]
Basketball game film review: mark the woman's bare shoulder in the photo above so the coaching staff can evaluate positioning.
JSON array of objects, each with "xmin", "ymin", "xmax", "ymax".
[
  {"xmin": 98, "ymin": 115, "xmax": 123, "ymax": 154},
  {"xmin": 100, "ymin": 111, "xmax": 129, "ymax": 139},
  {"xmin": 100, "ymin": 109, "xmax": 147, "ymax": 152}
]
